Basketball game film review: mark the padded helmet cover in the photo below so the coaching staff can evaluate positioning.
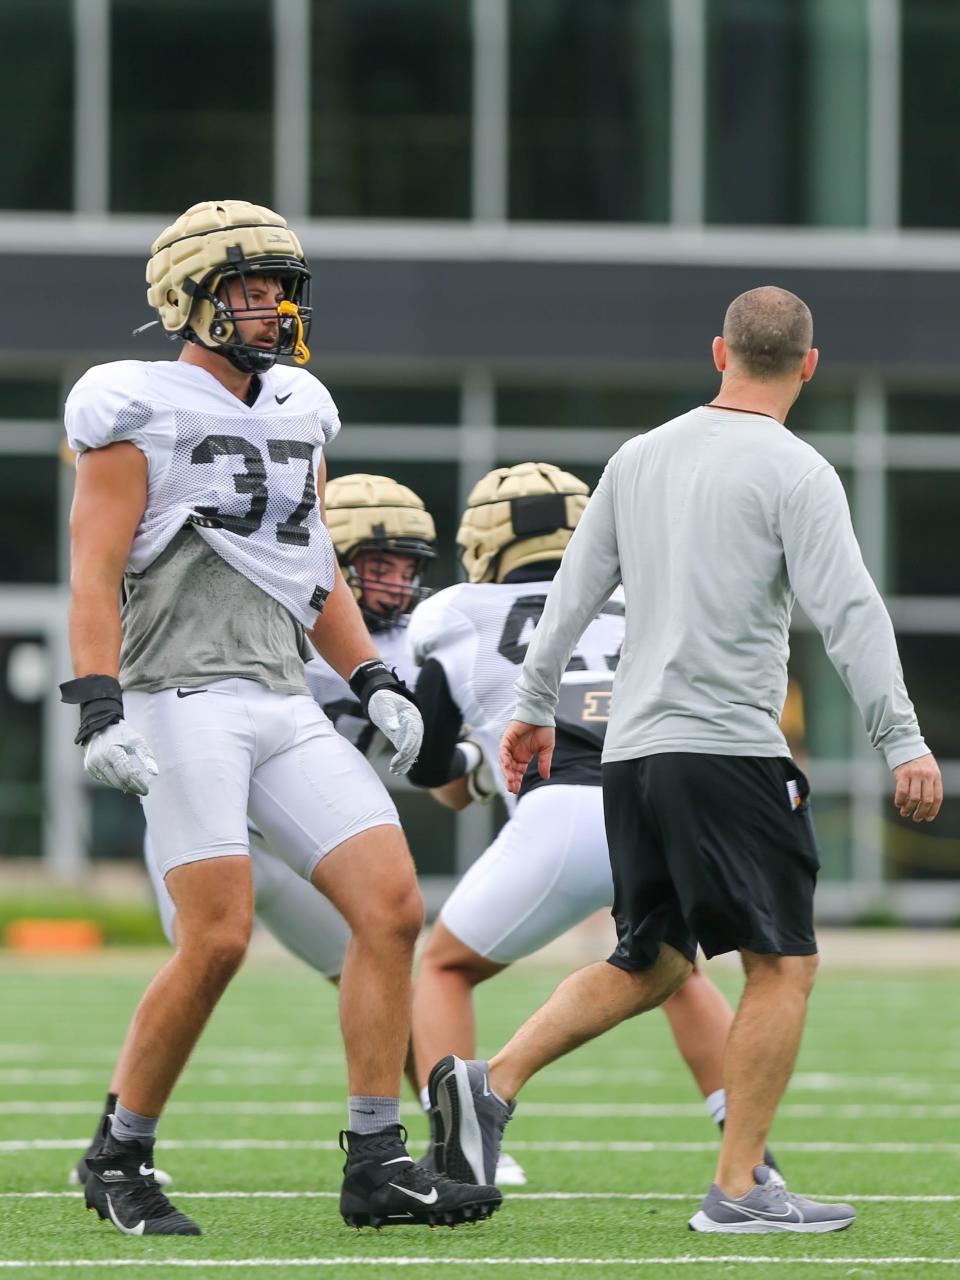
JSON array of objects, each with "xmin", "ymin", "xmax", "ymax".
[{"xmin": 457, "ymin": 461, "xmax": 590, "ymax": 584}]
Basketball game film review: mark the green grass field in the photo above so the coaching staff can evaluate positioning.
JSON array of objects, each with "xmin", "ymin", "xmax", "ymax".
[{"xmin": 1, "ymin": 948, "xmax": 958, "ymax": 1278}]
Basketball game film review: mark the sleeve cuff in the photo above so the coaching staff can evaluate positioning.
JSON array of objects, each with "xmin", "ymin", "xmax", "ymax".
[{"xmin": 883, "ymin": 738, "xmax": 930, "ymax": 770}]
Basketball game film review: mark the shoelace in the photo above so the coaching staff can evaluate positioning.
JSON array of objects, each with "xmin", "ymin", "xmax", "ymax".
[{"xmin": 118, "ymin": 1178, "xmax": 181, "ymax": 1222}]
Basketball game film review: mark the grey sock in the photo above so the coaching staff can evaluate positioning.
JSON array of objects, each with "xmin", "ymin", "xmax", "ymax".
[
  {"xmin": 110, "ymin": 1101, "xmax": 159, "ymax": 1145},
  {"xmin": 348, "ymin": 1095, "xmax": 401, "ymax": 1136}
]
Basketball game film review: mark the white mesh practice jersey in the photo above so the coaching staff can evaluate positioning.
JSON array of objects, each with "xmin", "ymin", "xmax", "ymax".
[
  {"xmin": 65, "ymin": 359, "xmax": 341, "ymax": 627},
  {"xmin": 408, "ymin": 581, "xmax": 625, "ymax": 803},
  {"xmin": 304, "ymin": 624, "xmax": 416, "ymax": 757}
]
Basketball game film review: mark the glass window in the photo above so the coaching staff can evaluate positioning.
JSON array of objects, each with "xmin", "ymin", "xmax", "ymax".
[
  {"xmin": 0, "ymin": 0, "xmax": 73, "ymax": 210},
  {"xmin": 886, "ymin": 797, "xmax": 960, "ymax": 882},
  {"xmin": 0, "ymin": 636, "xmax": 44, "ymax": 859},
  {"xmin": 111, "ymin": 0, "xmax": 274, "ymax": 213},
  {"xmin": 895, "ymin": 636, "xmax": 960, "ymax": 762},
  {"xmin": 786, "ymin": 633, "xmax": 853, "ymax": 761},
  {"xmin": 0, "ymin": 377, "xmax": 63, "ymax": 421},
  {"xmin": 706, "ymin": 0, "xmax": 868, "ymax": 226},
  {"xmin": 90, "ymin": 788, "xmax": 145, "ymax": 861},
  {"xmin": 0, "ymin": 457, "xmax": 58, "ymax": 583},
  {"xmin": 887, "ymin": 390, "xmax": 960, "ymax": 434},
  {"xmin": 331, "ymin": 383, "xmax": 459, "ymax": 426},
  {"xmin": 496, "ymin": 383, "xmax": 713, "ymax": 430},
  {"xmin": 509, "ymin": 0, "xmax": 670, "ymax": 222},
  {"xmin": 901, "ymin": 2, "xmax": 960, "ymax": 228},
  {"xmin": 887, "ymin": 472, "xmax": 960, "ymax": 595},
  {"xmin": 310, "ymin": 0, "xmax": 471, "ymax": 218},
  {"xmin": 809, "ymin": 794, "xmax": 852, "ymax": 881},
  {"xmin": 789, "ymin": 388, "xmax": 855, "ymax": 434}
]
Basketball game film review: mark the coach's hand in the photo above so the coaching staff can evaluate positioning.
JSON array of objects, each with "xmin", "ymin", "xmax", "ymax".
[
  {"xmin": 83, "ymin": 722, "xmax": 159, "ymax": 797},
  {"xmin": 500, "ymin": 720, "xmax": 555, "ymax": 795},
  {"xmin": 892, "ymin": 752, "xmax": 943, "ymax": 823},
  {"xmin": 367, "ymin": 689, "xmax": 424, "ymax": 775}
]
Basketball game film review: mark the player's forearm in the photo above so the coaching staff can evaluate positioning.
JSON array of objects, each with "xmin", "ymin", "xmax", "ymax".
[
  {"xmin": 308, "ymin": 568, "xmax": 378, "ymax": 681},
  {"xmin": 429, "ymin": 777, "xmax": 472, "ymax": 811},
  {"xmin": 69, "ymin": 585, "xmax": 123, "ymax": 678}
]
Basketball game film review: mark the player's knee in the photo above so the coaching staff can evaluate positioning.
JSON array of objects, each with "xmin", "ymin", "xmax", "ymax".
[
  {"xmin": 743, "ymin": 949, "xmax": 819, "ymax": 996},
  {"xmin": 356, "ymin": 876, "xmax": 424, "ymax": 947},
  {"xmin": 421, "ymin": 924, "xmax": 496, "ymax": 987},
  {"xmin": 181, "ymin": 916, "xmax": 252, "ymax": 980}
]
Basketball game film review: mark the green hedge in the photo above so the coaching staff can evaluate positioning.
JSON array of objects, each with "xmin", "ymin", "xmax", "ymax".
[{"xmin": 0, "ymin": 894, "xmax": 166, "ymax": 947}]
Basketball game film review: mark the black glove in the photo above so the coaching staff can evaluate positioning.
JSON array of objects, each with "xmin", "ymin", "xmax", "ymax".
[
  {"xmin": 348, "ymin": 659, "xmax": 419, "ymax": 717},
  {"xmin": 60, "ymin": 675, "xmax": 125, "ymax": 746}
]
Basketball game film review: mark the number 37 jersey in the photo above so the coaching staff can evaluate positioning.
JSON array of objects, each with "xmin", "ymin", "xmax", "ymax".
[
  {"xmin": 408, "ymin": 579, "xmax": 625, "ymax": 803},
  {"xmin": 65, "ymin": 359, "xmax": 341, "ymax": 627}
]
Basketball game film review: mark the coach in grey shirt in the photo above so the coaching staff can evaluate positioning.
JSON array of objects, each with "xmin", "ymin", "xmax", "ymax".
[{"xmin": 433, "ymin": 287, "xmax": 942, "ymax": 1235}]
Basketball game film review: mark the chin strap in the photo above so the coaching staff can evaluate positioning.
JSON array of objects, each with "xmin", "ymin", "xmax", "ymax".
[{"xmin": 278, "ymin": 300, "xmax": 310, "ymax": 364}]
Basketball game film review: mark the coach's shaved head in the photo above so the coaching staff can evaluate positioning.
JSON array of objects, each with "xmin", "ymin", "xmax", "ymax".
[{"xmin": 722, "ymin": 287, "xmax": 813, "ymax": 380}]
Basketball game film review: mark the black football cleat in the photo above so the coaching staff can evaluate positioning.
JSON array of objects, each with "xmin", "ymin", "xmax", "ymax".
[
  {"xmin": 339, "ymin": 1124, "xmax": 502, "ymax": 1229},
  {"xmin": 84, "ymin": 1128, "xmax": 200, "ymax": 1236},
  {"xmin": 69, "ymin": 1120, "xmax": 172, "ymax": 1189}
]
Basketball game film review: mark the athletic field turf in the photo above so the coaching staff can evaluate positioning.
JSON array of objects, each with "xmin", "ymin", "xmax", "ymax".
[{"xmin": 1, "ymin": 945, "xmax": 958, "ymax": 1278}]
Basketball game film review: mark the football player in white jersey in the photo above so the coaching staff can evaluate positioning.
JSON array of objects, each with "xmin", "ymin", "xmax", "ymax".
[
  {"xmin": 406, "ymin": 464, "xmax": 777, "ymax": 1185},
  {"xmin": 59, "ymin": 201, "xmax": 499, "ymax": 1236},
  {"xmin": 69, "ymin": 473, "xmax": 435, "ymax": 1189}
]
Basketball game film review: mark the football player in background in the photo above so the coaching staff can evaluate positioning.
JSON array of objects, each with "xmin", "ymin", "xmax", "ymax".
[
  {"xmin": 70, "ymin": 473, "xmax": 435, "ymax": 1187},
  {"xmin": 60, "ymin": 200, "xmax": 499, "ymax": 1236},
  {"xmin": 406, "ymin": 463, "xmax": 775, "ymax": 1186}
]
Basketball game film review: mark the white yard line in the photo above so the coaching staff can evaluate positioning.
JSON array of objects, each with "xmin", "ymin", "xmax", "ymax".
[
  {"xmin": 0, "ymin": 1257, "xmax": 959, "ymax": 1268},
  {"xmin": 5, "ymin": 1137, "xmax": 960, "ymax": 1154},
  {"xmin": 2, "ymin": 1190, "xmax": 959, "ymax": 1203},
  {"xmin": 7, "ymin": 1100, "xmax": 960, "ymax": 1119}
]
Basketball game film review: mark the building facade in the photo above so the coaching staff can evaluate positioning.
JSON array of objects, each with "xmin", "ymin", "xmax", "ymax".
[{"xmin": 0, "ymin": 0, "xmax": 957, "ymax": 918}]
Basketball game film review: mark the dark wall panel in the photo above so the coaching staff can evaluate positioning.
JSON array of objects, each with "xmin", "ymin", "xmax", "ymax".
[{"xmin": 2, "ymin": 253, "xmax": 958, "ymax": 374}]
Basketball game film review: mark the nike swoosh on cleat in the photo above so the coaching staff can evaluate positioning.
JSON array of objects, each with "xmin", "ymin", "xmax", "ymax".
[
  {"xmin": 176, "ymin": 688, "xmax": 208, "ymax": 698},
  {"xmin": 106, "ymin": 1194, "xmax": 145, "ymax": 1236},
  {"xmin": 275, "ymin": 392, "xmax": 293, "ymax": 404},
  {"xmin": 138, "ymin": 1163, "xmax": 155, "ymax": 1177},
  {"xmin": 722, "ymin": 1201, "xmax": 802, "ymax": 1222},
  {"xmin": 381, "ymin": 1156, "xmax": 414, "ymax": 1166},
  {"xmin": 388, "ymin": 1183, "xmax": 438, "ymax": 1205}
]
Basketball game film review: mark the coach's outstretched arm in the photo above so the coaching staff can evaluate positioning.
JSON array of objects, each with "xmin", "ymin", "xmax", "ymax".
[
  {"xmin": 782, "ymin": 462, "xmax": 942, "ymax": 822},
  {"xmin": 502, "ymin": 459, "xmax": 621, "ymax": 792}
]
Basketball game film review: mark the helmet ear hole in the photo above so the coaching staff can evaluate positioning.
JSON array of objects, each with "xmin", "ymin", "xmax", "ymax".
[{"xmin": 165, "ymin": 289, "xmax": 178, "ymax": 306}]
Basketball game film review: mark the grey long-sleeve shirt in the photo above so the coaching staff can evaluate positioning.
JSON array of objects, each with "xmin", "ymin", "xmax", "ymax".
[{"xmin": 514, "ymin": 406, "xmax": 928, "ymax": 770}]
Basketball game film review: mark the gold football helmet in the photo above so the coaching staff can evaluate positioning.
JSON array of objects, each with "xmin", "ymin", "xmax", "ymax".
[
  {"xmin": 326, "ymin": 474, "xmax": 436, "ymax": 629},
  {"xmin": 145, "ymin": 200, "xmax": 311, "ymax": 375},
  {"xmin": 457, "ymin": 462, "xmax": 590, "ymax": 584}
]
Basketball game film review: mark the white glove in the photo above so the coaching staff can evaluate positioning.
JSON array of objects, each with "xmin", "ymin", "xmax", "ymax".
[
  {"xmin": 367, "ymin": 688, "xmax": 424, "ymax": 775},
  {"xmin": 83, "ymin": 721, "xmax": 158, "ymax": 796}
]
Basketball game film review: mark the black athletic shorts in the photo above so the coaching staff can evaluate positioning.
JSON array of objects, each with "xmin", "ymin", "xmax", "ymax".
[{"xmin": 602, "ymin": 753, "xmax": 820, "ymax": 970}]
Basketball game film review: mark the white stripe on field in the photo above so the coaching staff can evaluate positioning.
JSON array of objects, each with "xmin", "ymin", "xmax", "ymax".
[
  {"xmin": 0, "ymin": 1139, "xmax": 945, "ymax": 1157},
  {"xmin": 3, "ymin": 1190, "xmax": 960, "ymax": 1203},
  {"xmin": 0, "ymin": 1257, "xmax": 959, "ymax": 1269},
  {"xmin": 7, "ymin": 1099, "xmax": 960, "ymax": 1119}
]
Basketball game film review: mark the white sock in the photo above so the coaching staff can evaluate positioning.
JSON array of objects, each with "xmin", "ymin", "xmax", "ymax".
[
  {"xmin": 705, "ymin": 1087, "xmax": 726, "ymax": 1125},
  {"xmin": 419, "ymin": 1085, "xmax": 430, "ymax": 1112}
]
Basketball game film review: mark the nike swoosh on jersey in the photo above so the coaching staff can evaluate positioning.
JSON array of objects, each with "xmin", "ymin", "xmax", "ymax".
[
  {"xmin": 176, "ymin": 688, "xmax": 208, "ymax": 698},
  {"xmin": 106, "ymin": 1193, "xmax": 146, "ymax": 1236},
  {"xmin": 138, "ymin": 1163, "xmax": 155, "ymax": 1177},
  {"xmin": 388, "ymin": 1182, "xmax": 438, "ymax": 1205},
  {"xmin": 275, "ymin": 392, "xmax": 293, "ymax": 404}
]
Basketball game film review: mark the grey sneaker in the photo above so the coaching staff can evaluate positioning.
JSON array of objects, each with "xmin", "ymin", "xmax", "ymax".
[
  {"xmin": 689, "ymin": 1165, "xmax": 856, "ymax": 1234},
  {"xmin": 427, "ymin": 1055, "xmax": 515, "ymax": 1186}
]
